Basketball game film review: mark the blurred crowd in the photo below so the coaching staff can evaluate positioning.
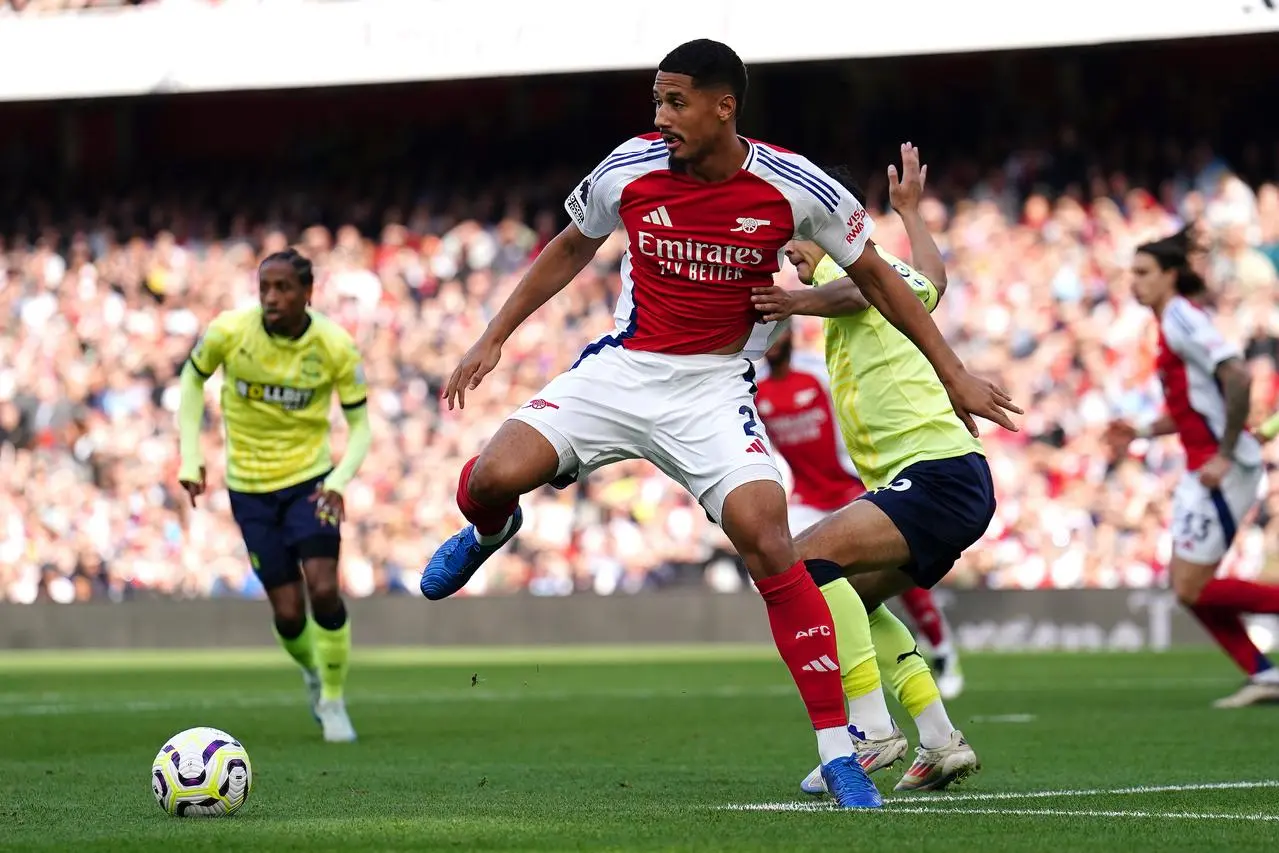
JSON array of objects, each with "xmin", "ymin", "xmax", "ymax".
[{"xmin": 3, "ymin": 147, "xmax": 1279, "ymax": 603}]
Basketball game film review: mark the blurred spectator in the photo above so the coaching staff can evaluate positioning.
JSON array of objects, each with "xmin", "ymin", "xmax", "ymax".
[{"xmin": 2, "ymin": 148, "xmax": 1278, "ymax": 602}]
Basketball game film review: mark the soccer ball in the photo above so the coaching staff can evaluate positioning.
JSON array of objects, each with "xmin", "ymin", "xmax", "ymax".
[{"xmin": 151, "ymin": 727, "xmax": 252, "ymax": 817}]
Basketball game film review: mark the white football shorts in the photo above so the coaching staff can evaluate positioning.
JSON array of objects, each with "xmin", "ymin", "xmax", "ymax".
[
  {"xmin": 509, "ymin": 338, "xmax": 783, "ymax": 525},
  {"xmin": 1170, "ymin": 464, "xmax": 1265, "ymax": 564}
]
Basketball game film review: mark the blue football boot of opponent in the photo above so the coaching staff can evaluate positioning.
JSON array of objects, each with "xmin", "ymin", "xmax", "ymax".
[
  {"xmin": 820, "ymin": 755, "xmax": 884, "ymax": 809},
  {"xmin": 420, "ymin": 508, "xmax": 523, "ymax": 600}
]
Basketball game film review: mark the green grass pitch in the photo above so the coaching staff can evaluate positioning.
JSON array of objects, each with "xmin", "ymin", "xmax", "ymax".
[{"xmin": 1, "ymin": 645, "xmax": 1277, "ymax": 852}]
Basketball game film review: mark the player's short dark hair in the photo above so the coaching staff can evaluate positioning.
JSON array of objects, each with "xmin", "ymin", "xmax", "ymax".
[
  {"xmin": 260, "ymin": 248, "xmax": 315, "ymax": 289},
  {"xmin": 821, "ymin": 165, "xmax": 868, "ymax": 208},
  {"xmin": 658, "ymin": 39, "xmax": 748, "ymax": 111},
  {"xmin": 1136, "ymin": 226, "xmax": 1206, "ymax": 297}
]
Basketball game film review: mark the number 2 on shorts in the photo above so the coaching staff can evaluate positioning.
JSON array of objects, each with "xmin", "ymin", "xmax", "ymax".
[{"xmin": 739, "ymin": 405, "xmax": 759, "ymax": 437}]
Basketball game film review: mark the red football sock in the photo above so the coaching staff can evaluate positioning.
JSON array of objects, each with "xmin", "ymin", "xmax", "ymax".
[
  {"xmin": 1196, "ymin": 578, "xmax": 1279, "ymax": 614},
  {"xmin": 1189, "ymin": 605, "xmax": 1274, "ymax": 676},
  {"xmin": 756, "ymin": 561, "xmax": 847, "ymax": 731},
  {"xmin": 900, "ymin": 587, "xmax": 946, "ymax": 649},
  {"xmin": 456, "ymin": 457, "xmax": 517, "ymax": 536}
]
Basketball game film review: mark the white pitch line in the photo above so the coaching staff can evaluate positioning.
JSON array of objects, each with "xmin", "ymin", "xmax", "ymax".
[
  {"xmin": 885, "ymin": 779, "xmax": 1279, "ymax": 804},
  {"xmin": 721, "ymin": 779, "xmax": 1279, "ymax": 812},
  {"xmin": 721, "ymin": 805, "xmax": 1279, "ymax": 822},
  {"xmin": 884, "ymin": 806, "xmax": 1279, "ymax": 821}
]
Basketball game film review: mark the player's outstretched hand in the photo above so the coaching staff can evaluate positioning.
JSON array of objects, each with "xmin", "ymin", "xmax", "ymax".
[
  {"xmin": 888, "ymin": 142, "xmax": 927, "ymax": 214},
  {"xmin": 311, "ymin": 486, "xmax": 345, "ymax": 527},
  {"xmin": 179, "ymin": 467, "xmax": 206, "ymax": 507},
  {"xmin": 943, "ymin": 369, "xmax": 1022, "ymax": 436},
  {"xmin": 751, "ymin": 286, "xmax": 800, "ymax": 322},
  {"xmin": 445, "ymin": 335, "xmax": 504, "ymax": 410}
]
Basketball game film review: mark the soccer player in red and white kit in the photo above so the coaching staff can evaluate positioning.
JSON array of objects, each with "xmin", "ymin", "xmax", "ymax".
[
  {"xmin": 420, "ymin": 40, "xmax": 1020, "ymax": 806},
  {"xmin": 1110, "ymin": 227, "xmax": 1279, "ymax": 708},
  {"xmin": 755, "ymin": 327, "xmax": 963, "ymax": 701}
]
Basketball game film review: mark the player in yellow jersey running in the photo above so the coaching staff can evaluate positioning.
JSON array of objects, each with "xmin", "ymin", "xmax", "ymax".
[
  {"xmin": 178, "ymin": 248, "xmax": 372, "ymax": 743},
  {"xmin": 753, "ymin": 144, "xmax": 999, "ymax": 792}
]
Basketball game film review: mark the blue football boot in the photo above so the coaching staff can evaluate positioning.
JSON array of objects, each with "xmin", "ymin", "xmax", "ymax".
[
  {"xmin": 820, "ymin": 755, "xmax": 884, "ymax": 809},
  {"xmin": 420, "ymin": 508, "xmax": 523, "ymax": 600}
]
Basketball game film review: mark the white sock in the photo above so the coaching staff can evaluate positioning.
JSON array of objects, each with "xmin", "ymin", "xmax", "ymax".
[
  {"xmin": 914, "ymin": 699, "xmax": 955, "ymax": 749},
  {"xmin": 846, "ymin": 688, "xmax": 896, "ymax": 741},
  {"xmin": 932, "ymin": 640, "xmax": 954, "ymax": 661},
  {"xmin": 472, "ymin": 516, "xmax": 513, "ymax": 546},
  {"xmin": 1253, "ymin": 667, "xmax": 1279, "ymax": 685},
  {"xmin": 816, "ymin": 725, "xmax": 855, "ymax": 764}
]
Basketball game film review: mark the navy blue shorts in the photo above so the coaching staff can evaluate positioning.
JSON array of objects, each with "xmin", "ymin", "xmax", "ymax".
[
  {"xmin": 228, "ymin": 472, "xmax": 340, "ymax": 591},
  {"xmin": 857, "ymin": 453, "xmax": 996, "ymax": 589}
]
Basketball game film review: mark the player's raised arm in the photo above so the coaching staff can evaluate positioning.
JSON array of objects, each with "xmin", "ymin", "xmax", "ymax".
[
  {"xmin": 793, "ymin": 158, "xmax": 1020, "ymax": 435},
  {"xmin": 178, "ymin": 319, "xmax": 230, "ymax": 505},
  {"xmin": 888, "ymin": 143, "xmax": 947, "ymax": 295}
]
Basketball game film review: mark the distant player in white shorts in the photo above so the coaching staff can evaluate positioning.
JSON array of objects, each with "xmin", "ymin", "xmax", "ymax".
[
  {"xmin": 416, "ymin": 39, "xmax": 1019, "ymax": 808},
  {"xmin": 1108, "ymin": 227, "xmax": 1279, "ymax": 708}
]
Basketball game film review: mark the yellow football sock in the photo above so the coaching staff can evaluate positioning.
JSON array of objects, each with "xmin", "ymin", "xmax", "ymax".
[
  {"xmin": 274, "ymin": 618, "xmax": 316, "ymax": 672},
  {"xmin": 819, "ymin": 578, "xmax": 894, "ymax": 737},
  {"xmin": 312, "ymin": 617, "xmax": 351, "ymax": 703},
  {"xmin": 867, "ymin": 603, "xmax": 938, "ymax": 715},
  {"xmin": 869, "ymin": 603, "xmax": 955, "ymax": 747}
]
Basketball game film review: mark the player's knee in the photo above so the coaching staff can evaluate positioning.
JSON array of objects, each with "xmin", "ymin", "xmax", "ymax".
[
  {"xmin": 270, "ymin": 598, "xmax": 307, "ymax": 626},
  {"xmin": 737, "ymin": 526, "xmax": 797, "ymax": 577},
  {"xmin": 468, "ymin": 453, "xmax": 530, "ymax": 506},
  {"xmin": 1173, "ymin": 571, "xmax": 1208, "ymax": 607},
  {"xmin": 305, "ymin": 572, "xmax": 341, "ymax": 609}
]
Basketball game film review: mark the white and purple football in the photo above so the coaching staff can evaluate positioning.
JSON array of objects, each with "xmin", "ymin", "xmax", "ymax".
[{"xmin": 150, "ymin": 727, "xmax": 252, "ymax": 817}]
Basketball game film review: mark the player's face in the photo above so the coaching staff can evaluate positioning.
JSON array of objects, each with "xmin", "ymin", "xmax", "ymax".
[
  {"xmin": 259, "ymin": 260, "xmax": 310, "ymax": 331},
  {"xmin": 653, "ymin": 72, "xmax": 733, "ymax": 163},
  {"xmin": 784, "ymin": 240, "xmax": 823, "ymax": 284},
  {"xmin": 1131, "ymin": 251, "xmax": 1173, "ymax": 308}
]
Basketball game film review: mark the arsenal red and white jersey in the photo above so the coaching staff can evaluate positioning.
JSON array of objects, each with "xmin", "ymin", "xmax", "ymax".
[
  {"xmin": 755, "ymin": 351, "xmax": 866, "ymax": 511},
  {"xmin": 564, "ymin": 134, "xmax": 873, "ymax": 358},
  {"xmin": 1155, "ymin": 295, "xmax": 1261, "ymax": 471}
]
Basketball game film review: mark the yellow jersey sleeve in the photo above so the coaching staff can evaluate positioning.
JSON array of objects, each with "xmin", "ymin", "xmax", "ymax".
[
  {"xmin": 334, "ymin": 338, "xmax": 369, "ymax": 409},
  {"xmin": 811, "ymin": 247, "xmax": 939, "ymax": 312},
  {"xmin": 189, "ymin": 312, "xmax": 236, "ymax": 377}
]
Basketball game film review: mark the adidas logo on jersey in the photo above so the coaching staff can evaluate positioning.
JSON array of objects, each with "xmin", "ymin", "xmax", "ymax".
[
  {"xmin": 745, "ymin": 438, "xmax": 768, "ymax": 455},
  {"xmin": 641, "ymin": 205, "xmax": 673, "ymax": 227}
]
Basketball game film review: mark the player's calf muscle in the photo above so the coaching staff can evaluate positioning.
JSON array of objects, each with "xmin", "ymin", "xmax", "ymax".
[{"xmin": 469, "ymin": 421, "xmax": 561, "ymax": 505}]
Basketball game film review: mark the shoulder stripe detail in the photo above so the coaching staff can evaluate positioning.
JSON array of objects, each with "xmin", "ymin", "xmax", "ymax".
[
  {"xmin": 749, "ymin": 138, "xmax": 796, "ymax": 155},
  {"xmin": 591, "ymin": 141, "xmax": 666, "ymax": 181},
  {"xmin": 1164, "ymin": 300, "xmax": 1199, "ymax": 337},
  {"xmin": 742, "ymin": 140, "xmax": 758, "ymax": 172},
  {"xmin": 756, "ymin": 149, "xmax": 838, "ymax": 213},
  {"xmin": 593, "ymin": 148, "xmax": 668, "ymax": 182},
  {"xmin": 341, "ymin": 397, "xmax": 368, "ymax": 411},
  {"xmin": 758, "ymin": 148, "xmax": 840, "ymax": 208}
]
